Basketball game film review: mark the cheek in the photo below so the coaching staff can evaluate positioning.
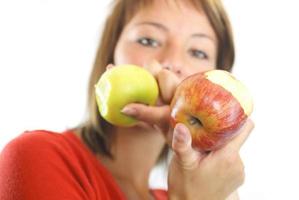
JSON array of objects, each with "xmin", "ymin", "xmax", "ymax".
[
  {"xmin": 182, "ymin": 63, "xmax": 216, "ymax": 80},
  {"xmin": 114, "ymin": 42, "xmax": 151, "ymax": 67}
]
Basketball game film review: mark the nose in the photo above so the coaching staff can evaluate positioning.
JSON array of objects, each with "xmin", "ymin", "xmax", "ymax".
[
  {"xmin": 158, "ymin": 46, "xmax": 184, "ymax": 76},
  {"xmin": 162, "ymin": 64, "xmax": 181, "ymax": 75}
]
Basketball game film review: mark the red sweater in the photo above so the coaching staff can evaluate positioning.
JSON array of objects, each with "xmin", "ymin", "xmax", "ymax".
[{"xmin": 0, "ymin": 130, "xmax": 167, "ymax": 200}]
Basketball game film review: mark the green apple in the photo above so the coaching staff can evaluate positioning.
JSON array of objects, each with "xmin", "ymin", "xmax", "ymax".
[{"xmin": 95, "ymin": 64, "xmax": 159, "ymax": 126}]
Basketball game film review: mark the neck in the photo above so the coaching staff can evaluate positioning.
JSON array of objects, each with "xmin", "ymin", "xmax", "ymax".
[{"xmin": 98, "ymin": 124, "xmax": 166, "ymax": 199}]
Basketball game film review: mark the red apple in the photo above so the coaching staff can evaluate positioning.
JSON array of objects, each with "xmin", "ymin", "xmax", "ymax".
[{"xmin": 170, "ymin": 70, "xmax": 253, "ymax": 152}]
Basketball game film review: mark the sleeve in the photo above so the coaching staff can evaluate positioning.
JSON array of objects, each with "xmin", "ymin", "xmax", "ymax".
[
  {"xmin": 151, "ymin": 189, "xmax": 168, "ymax": 200},
  {"xmin": 0, "ymin": 131, "xmax": 91, "ymax": 200}
]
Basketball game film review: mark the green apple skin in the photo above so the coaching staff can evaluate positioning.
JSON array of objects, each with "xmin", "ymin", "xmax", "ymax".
[{"xmin": 95, "ymin": 64, "xmax": 159, "ymax": 127}]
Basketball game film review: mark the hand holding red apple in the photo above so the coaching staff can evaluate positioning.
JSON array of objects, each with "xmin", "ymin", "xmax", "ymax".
[
  {"xmin": 170, "ymin": 70, "xmax": 253, "ymax": 152},
  {"xmin": 95, "ymin": 64, "xmax": 253, "ymax": 152},
  {"xmin": 95, "ymin": 64, "xmax": 254, "ymax": 199}
]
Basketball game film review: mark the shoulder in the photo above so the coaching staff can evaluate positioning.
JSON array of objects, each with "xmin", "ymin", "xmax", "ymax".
[
  {"xmin": 0, "ymin": 130, "xmax": 72, "ymax": 180},
  {"xmin": 0, "ymin": 130, "xmax": 84, "ymax": 199},
  {"xmin": 0, "ymin": 130, "xmax": 130, "ymax": 200},
  {"xmin": 3, "ymin": 129, "xmax": 64, "ymax": 147},
  {"xmin": 0, "ymin": 129, "xmax": 88, "ymax": 173},
  {"xmin": 1, "ymin": 130, "xmax": 66, "ymax": 161}
]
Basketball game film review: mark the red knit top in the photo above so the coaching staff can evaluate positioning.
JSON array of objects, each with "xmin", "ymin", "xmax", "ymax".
[{"xmin": 0, "ymin": 130, "xmax": 167, "ymax": 200}]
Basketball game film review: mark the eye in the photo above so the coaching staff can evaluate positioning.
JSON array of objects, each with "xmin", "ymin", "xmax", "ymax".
[
  {"xmin": 189, "ymin": 49, "xmax": 208, "ymax": 60},
  {"xmin": 137, "ymin": 37, "xmax": 160, "ymax": 48}
]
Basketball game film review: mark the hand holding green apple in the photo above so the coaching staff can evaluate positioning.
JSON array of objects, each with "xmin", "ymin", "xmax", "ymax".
[
  {"xmin": 94, "ymin": 64, "xmax": 159, "ymax": 127},
  {"xmin": 95, "ymin": 65, "xmax": 253, "ymax": 152}
]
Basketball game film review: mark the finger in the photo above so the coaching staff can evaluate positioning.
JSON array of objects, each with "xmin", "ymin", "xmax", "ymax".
[
  {"xmin": 157, "ymin": 69, "xmax": 180, "ymax": 103},
  {"xmin": 143, "ymin": 60, "xmax": 162, "ymax": 78},
  {"xmin": 225, "ymin": 119, "xmax": 255, "ymax": 151},
  {"xmin": 106, "ymin": 64, "xmax": 115, "ymax": 70},
  {"xmin": 121, "ymin": 103, "xmax": 171, "ymax": 132},
  {"xmin": 172, "ymin": 123, "xmax": 202, "ymax": 170}
]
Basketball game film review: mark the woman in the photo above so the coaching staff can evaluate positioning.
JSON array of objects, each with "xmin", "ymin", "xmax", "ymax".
[{"xmin": 0, "ymin": 0, "xmax": 254, "ymax": 199}]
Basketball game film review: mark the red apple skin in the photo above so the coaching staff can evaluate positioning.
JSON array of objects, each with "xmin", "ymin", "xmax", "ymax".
[{"xmin": 170, "ymin": 72, "xmax": 248, "ymax": 152}]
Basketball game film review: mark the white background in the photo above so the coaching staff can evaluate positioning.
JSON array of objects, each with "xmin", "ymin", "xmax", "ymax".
[{"xmin": 1, "ymin": 0, "xmax": 299, "ymax": 199}]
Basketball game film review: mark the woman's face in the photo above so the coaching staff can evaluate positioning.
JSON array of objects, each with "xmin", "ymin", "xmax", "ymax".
[{"xmin": 114, "ymin": 0, "xmax": 217, "ymax": 80}]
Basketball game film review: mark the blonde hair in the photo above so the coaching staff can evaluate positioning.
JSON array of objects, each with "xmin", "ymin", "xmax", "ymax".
[{"xmin": 76, "ymin": 0, "xmax": 235, "ymax": 157}]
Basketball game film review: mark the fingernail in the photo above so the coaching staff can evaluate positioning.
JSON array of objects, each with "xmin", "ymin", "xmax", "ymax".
[
  {"xmin": 173, "ymin": 124, "xmax": 188, "ymax": 144},
  {"xmin": 106, "ymin": 64, "xmax": 114, "ymax": 70},
  {"xmin": 121, "ymin": 107, "xmax": 137, "ymax": 116}
]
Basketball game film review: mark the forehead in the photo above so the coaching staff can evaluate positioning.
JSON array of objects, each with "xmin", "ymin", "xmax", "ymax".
[{"xmin": 125, "ymin": 0, "xmax": 216, "ymax": 40}]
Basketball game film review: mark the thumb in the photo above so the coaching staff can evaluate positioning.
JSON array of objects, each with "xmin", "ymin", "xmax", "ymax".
[{"xmin": 172, "ymin": 123, "xmax": 203, "ymax": 170}]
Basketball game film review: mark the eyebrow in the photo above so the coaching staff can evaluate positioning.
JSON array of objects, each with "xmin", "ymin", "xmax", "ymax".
[
  {"xmin": 191, "ymin": 33, "xmax": 216, "ymax": 43},
  {"xmin": 136, "ymin": 21, "xmax": 215, "ymax": 42},
  {"xmin": 136, "ymin": 21, "xmax": 169, "ymax": 32}
]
